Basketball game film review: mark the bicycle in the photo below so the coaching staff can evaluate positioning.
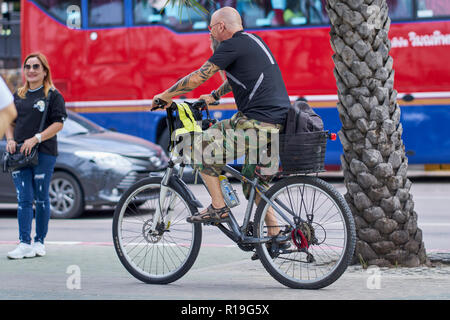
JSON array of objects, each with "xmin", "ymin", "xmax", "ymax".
[{"xmin": 112, "ymin": 99, "xmax": 356, "ymax": 289}]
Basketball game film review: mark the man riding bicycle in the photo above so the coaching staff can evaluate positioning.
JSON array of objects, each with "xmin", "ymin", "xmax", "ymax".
[{"xmin": 152, "ymin": 6, "xmax": 291, "ymax": 228}]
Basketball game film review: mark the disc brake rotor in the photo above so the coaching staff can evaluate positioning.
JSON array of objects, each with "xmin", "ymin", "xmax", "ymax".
[{"xmin": 142, "ymin": 219, "xmax": 163, "ymax": 243}]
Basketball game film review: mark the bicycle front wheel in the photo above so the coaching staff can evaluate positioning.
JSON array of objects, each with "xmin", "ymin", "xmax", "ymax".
[
  {"xmin": 254, "ymin": 176, "xmax": 356, "ymax": 289},
  {"xmin": 112, "ymin": 177, "xmax": 202, "ymax": 284}
]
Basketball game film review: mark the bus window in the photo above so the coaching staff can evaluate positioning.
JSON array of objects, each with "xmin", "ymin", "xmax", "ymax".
[
  {"xmin": 134, "ymin": 0, "xmax": 165, "ymax": 25},
  {"xmin": 89, "ymin": 0, "xmax": 124, "ymax": 27},
  {"xmin": 237, "ymin": 0, "xmax": 328, "ymax": 29},
  {"xmin": 308, "ymin": 0, "xmax": 329, "ymax": 25},
  {"xmin": 34, "ymin": 0, "xmax": 82, "ymax": 26},
  {"xmin": 283, "ymin": 0, "xmax": 308, "ymax": 26},
  {"xmin": 162, "ymin": 2, "xmax": 210, "ymax": 32},
  {"xmin": 387, "ymin": 0, "xmax": 414, "ymax": 20},
  {"xmin": 417, "ymin": 0, "xmax": 450, "ymax": 18},
  {"xmin": 238, "ymin": 0, "xmax": 275, "ymax": 28},
  {"xmin": 134, "ymin": 0, "xmax": 210, "ymax": 31}
]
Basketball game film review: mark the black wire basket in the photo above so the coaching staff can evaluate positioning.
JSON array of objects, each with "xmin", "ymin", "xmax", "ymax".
[{"xmin": 278, "ymin": 131, "xmax": 328, "ymax": 174}]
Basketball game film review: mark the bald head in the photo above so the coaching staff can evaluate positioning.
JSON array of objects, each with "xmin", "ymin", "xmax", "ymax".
[{"xmin": 211, "ymin": 7, "xmax": 243, "ymax": 32}]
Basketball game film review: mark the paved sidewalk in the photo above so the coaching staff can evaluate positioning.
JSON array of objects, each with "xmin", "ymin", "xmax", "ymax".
[{"xmin": 1, "ymin": 243, "xmax": 449, "ymax": 300}]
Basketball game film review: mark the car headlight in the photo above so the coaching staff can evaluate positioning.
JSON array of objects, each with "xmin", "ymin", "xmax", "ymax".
[
  {"xmin": 74, "ymin": 151, "xmax": 132, "ymax": 169},
  {"xmin": 150, "ymin": 155, "xmax": 162, "ymax": 167}
]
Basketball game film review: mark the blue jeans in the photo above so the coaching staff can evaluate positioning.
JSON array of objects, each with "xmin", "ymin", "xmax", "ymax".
[{"xmin": 11, "ymin": 152, "xmax": 57, "ymax": 245}]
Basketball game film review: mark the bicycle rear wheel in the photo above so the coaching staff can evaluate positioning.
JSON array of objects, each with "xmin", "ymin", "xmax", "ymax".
[
  {"xmin": 112, "ymin": 177, "xmax": 202, "ymax": 284},
  {"xmin": 254, "ymin": 176, "xmax": 356, "ymax": 289}
]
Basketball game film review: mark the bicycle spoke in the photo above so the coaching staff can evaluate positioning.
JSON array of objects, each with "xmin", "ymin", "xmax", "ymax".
[
  {"xmin": 114, "ymin": 181, "xmax": 200, "ymax": 282},
  {"xmin": 256, "ymin": 178, "xmax": 354, "ymax": 288}
]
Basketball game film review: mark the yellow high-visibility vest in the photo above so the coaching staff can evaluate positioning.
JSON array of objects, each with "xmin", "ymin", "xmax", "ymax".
[{"xmin": 174, "ymin": 103, "xmax": 202, "ymax": 137}]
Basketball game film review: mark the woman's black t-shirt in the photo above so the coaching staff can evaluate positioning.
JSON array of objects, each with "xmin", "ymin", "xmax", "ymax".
[{"xmin": 13, "ymin": 87, "xmax": 67, "ymax": 156}]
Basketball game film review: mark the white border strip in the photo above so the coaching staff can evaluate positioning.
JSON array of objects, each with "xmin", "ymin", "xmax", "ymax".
[
  {"xmin": 65, "ymin": 91, "xmax": 450, "ymax": 108},
  {"xmin": 398, "ymin": 91, "xmax": 450, "ymax": 99}
]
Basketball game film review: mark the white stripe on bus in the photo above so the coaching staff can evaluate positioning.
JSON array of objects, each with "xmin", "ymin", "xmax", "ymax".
[{"xmin": 65, "ymin": 91, "xmax": 450, "ymax": 108}]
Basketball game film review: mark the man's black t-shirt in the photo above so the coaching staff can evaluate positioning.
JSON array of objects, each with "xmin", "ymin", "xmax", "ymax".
[
  {"xmin": 208, "ymin": 30, "xmax": 290, "ymax": 124},
  {"xmin": 13, "ymin": 87, "xmax": 67, "ymax": 156}
]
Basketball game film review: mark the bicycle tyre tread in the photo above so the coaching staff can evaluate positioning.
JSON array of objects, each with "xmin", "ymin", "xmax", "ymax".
[
  {"xmin": 254, "ymin": 175, "xmax": 356, "ymax": 289},
  {"xmin": 112, "ymin": 177, "xmax": 202, "ymax": 284}
]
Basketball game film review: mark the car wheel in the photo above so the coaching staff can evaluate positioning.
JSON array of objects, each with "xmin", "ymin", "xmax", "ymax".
[{"xmin": 49, "ymin": 171, "xmax": 84, "ymax": 219}]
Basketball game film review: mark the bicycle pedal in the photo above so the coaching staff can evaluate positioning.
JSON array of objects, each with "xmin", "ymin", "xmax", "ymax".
[
  {"xmin": 202, "ymin": 220, "xmax": 220, "ymax": 226},
  {"xmin": 251, "ymin": 251, "xmax": 259, "ymax": 261}
]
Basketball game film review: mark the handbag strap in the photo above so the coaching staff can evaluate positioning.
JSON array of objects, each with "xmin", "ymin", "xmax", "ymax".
[{"xmin": 37, "ymin": 88, "xmax": 53, "ymax": 133}]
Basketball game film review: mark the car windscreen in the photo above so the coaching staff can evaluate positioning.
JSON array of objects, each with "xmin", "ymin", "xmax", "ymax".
[{"xmin": 59, "ymin": 112, "xmax": 106, "ymax": 137}]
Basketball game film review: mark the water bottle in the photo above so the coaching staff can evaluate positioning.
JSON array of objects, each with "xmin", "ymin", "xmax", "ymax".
[{"xmin": 219, "ymin": 175, "xmax": 240, "ymax": 208}]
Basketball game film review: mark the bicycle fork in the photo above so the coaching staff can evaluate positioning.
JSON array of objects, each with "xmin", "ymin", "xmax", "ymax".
[{"xmin": 150, "ymin": 166, "xmax": 178, "ymax": 233}]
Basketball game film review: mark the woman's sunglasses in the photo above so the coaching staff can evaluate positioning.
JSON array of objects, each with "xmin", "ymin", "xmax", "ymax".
[{"xmin": 24, "ymin": 64, "xmax": 42, "ymax": 70}]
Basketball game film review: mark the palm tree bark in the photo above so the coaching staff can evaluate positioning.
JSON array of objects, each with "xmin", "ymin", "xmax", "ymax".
[{"xmin": 325, "ymin": 0, "xmax": 428, "ymax": 267}]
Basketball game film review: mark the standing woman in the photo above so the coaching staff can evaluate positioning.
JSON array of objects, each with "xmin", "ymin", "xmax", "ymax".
[{"xmin": 5, "ymin": 53, "xmax": 67, "ymax": 259}]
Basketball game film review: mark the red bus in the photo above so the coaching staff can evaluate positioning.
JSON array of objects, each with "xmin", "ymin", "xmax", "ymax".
[{"xmin": 20, "ymin": 0, "xmax": 450, "ymax": 167}]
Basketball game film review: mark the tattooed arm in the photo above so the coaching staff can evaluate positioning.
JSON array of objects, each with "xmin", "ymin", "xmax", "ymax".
[
  {"xmin": 199, "ymin": 80, "xmax": 232, "ymax": 105},
  {"xmin": 151, "ymin": 61, "xmax": 220, "ymax": 108},
  {"xmin": 216, "ymin": 80, "xmax": 232, "ymax": 97}
]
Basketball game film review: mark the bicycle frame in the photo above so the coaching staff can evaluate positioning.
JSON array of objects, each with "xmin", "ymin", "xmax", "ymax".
[
  {"xmin": 151, "ymin": 153, "xmax": 307, "ymax": 248},
  {"xmin": 149, "ymin": 99, "xmax": 306, "ymax": 247}
]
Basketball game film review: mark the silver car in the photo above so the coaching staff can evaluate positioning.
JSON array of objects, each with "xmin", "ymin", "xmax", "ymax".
[{"xmin": 0, "ymin": 111, "xmax": 169, "ymax": 218}]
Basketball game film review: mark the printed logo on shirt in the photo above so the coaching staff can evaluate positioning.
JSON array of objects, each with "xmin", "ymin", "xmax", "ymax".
[{"xmin": 33, "ymin": 100, "xmax": 46, "ymax": 112}]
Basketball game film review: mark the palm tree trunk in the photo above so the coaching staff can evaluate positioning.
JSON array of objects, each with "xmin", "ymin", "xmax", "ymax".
[{"xmin": 325, "ymin": 0, "xmax": 428, "ymax": 267}]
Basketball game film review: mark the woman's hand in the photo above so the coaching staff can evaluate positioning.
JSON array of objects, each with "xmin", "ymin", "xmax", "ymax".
[
  {"xmin": 19, "ymin": 136, "xmax": 38, "ymax": 156},
  {"xmin": 6, "ymin": 139, "xmax": 17, "ymax": 154}
]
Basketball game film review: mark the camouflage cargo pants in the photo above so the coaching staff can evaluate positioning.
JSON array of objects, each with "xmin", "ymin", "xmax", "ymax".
[{"xmin": 192, "ymin": 111, "xmax": 282, "ymax": 199}]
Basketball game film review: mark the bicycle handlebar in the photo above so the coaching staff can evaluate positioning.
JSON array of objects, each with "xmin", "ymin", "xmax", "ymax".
[
  {"xmin": 151, "ymin": 98, "xmax": 175, "ymax": 111},
  {"xmin": 152, "ymin": 99, "xmax": 334, "ymax": 142},
  {"xmin": 151, "ymin": 98, "xmax": 219, "ymax": 118}
]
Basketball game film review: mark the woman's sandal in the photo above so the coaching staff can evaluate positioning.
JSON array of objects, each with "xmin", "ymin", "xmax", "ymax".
[{"xmin": 186, "ymin": 204, "xmax": 231, "ymax": 224}]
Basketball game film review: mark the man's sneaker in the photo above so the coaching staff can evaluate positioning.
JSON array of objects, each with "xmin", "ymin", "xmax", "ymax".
[
  {"xmin": 33, "ymin": 242, "xmax": 46, "ymax": 257},
  {"xmin": 7, "ymin": 243, "xmax": 36, "ymax": 259}
]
